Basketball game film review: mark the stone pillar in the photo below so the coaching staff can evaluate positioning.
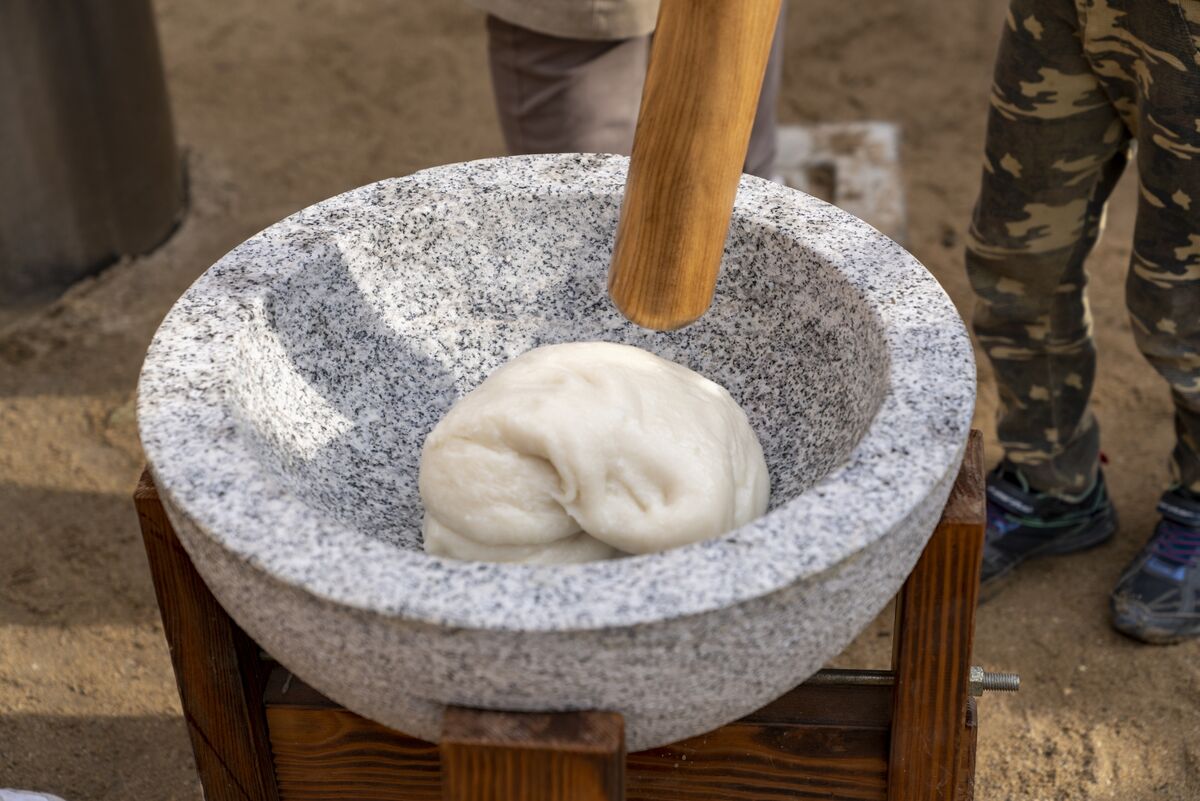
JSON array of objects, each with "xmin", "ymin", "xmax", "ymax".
[{"xmin": 0, "ymin": 0, "xmax": 185, "ymax": 309}]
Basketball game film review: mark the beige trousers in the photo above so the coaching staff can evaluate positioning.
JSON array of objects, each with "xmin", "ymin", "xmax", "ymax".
[{"xmin": 485, "ymin": 6, "xmax": 785, "ymax": 178}]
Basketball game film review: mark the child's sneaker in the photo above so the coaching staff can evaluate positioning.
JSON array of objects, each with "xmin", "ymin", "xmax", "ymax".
[
  {"xmin": 1110, "ymin": 488, "xmax": 1200, "ymax": 644},
  {"xmin": 981, "ymin": 464, "xmax": 1117, "ymax": 593}
]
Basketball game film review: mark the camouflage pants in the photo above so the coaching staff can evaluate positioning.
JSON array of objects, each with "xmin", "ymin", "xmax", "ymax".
[{"xmin": 967, "ymin": 0, "xmax": 1200, "ymax": 496}]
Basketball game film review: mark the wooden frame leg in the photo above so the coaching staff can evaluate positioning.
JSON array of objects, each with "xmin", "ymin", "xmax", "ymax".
[
  {"xmin": 441, "ymin": 708, "xmax": 625, "ymax": 801},
  {"xmin": 888, "ymin": 431, "xmax": 985, "ymax": 801},
  {"xmin": 135, "ymin": 471, "xmax": 282, "ymax": 801}
]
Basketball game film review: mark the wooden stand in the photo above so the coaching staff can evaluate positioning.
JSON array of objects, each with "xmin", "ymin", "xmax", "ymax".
[{"xmin": 134, "ymin": 432, "xmax": 984, "ymax": 801}]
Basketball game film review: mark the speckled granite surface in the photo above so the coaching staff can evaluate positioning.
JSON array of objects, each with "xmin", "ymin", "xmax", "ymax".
[{"xmin": 138, "ymin": 153, "xmax": 975, "ymax": 750}]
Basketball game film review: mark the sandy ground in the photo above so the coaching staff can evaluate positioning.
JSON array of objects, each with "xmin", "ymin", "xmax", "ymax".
[{"xmin": 2, "ymin": 1, "xmax": 1198, "ymax": 798}]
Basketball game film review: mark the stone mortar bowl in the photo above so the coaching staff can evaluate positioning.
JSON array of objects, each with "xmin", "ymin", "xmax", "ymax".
[{"xmin": 138, "ymin": 153, "xmax": 975, "ymax": 751}]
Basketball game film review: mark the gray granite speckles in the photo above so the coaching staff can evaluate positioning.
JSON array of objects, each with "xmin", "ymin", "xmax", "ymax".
[{"xmin": 137, "ymin": 153, "xmax": 975, "ymax": 750}]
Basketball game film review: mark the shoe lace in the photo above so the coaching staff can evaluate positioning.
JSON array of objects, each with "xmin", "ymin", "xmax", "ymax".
[{"xmin": 1150, "ymin": 519, "xmax": 1200, "ymax": 568}]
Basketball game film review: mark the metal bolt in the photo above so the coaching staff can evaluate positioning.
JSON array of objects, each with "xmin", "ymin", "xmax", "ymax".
[
  {"xmin": 806, "ymin": 667, "xmax": 1021, "ymax": 696},
  {"xmin": 806, "ymin": 668, "xmax": 894, "ymax": 687},
  {"xmin": 969, "ymin": 665, "xmax": 1020, "ymax": 696}
]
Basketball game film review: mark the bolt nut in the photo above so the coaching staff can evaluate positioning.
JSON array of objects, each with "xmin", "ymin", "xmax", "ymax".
[{"xmin": 969, "ymin": 665, "xmax": 1021, "ymax": 696}]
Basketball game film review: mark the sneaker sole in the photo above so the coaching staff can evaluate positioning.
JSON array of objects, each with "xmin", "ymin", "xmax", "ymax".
[
  {"xmin": 1111, "ymin": 603, "xmax": 1200, "ymax": 645},
  {"xmin": 1039, "ymin": 508, "xmax": 1120, "ymax": 555},
  {"xmin": 979, "ymin": 509, "xmax": 1119, "ymax": 603}
]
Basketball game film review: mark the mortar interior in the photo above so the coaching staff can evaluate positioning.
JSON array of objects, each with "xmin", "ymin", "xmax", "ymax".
[{"xmin": 227, "ymin": 190, "xmax": 889, "ymax": 554}]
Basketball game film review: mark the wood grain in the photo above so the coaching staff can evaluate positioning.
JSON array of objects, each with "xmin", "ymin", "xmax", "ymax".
[
  {"xmin": 441, "ymin": 708, "xmax": 625, "ymax": 801},
  {"xmin": 264, "ymin": 665, "xmax": 894, "ymax": 801},
  {"xmin": 627, "ymin": 723, "xmax": 887, "ymax": 801},
  {"xmin": 887, "ymin": 431, "xmax": 985, "ymax": 801},
  {"xmin": 135, "ymin": 471, "xmax": 281, "ymax": 801},
  {"xmin": 607, "ymin": 0, "xmax": 782, "ymax": 330},
  {"xmin": 265, "ymin": 703, "xmax": 890, "ymax": 801},
  {"xmin": 956, "ymin": 699, "xmax": 978, "ymax": 801},
  {"xmin": 267, "ymin": 706, "xmax": 441, "ymax": 801}
]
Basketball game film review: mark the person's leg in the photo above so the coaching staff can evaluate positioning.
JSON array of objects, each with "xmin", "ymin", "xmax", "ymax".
[
  {"xmin": 485, "ymin": 14, "xmax": 648, "ymax": 156},
  {"xmin": 1127, "ymin": 181, "xmax": 1200, "ymax": 500},
  {"xmin": 743, "ymin": 0, "xmax": 787, "ymax": 179},
  {"xmin": 967, "ymin": 0, "xmax": 1132, "ymax": 498},
  {"xmin": 486, "ymin": 8, "xmax": 786, "ymax": 177},
  {"xmin": 967, "ymin": 0, "xmax": 1134, "ymax": 589},
  {"xmin": 1122, "ymin": 72, "xmax": 1200, "ymax": 498},
  {"xmin": 1097, "ymin": 1, "xmax": 1200, "ymax": 642}
]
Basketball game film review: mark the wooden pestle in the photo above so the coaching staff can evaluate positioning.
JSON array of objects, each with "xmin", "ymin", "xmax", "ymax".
[{"xmin": 607, "ymin": 0, "xmax": 782, "ymax": 331}]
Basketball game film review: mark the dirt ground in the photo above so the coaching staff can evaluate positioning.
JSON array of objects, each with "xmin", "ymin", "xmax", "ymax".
[{"xmin": 2, "ymin": 1, "xmax": 1198, "ymax": 798}]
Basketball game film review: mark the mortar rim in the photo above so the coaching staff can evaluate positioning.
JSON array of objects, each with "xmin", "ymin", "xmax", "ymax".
[{"xmin": 137, "ymin": 153, "xmax": 975, "ymax": 632}]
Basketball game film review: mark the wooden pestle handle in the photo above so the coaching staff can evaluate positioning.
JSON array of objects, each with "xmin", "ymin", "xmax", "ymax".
[{"xmin": 607, "ymin": 0, "xmax": 782, "ymax": 331}]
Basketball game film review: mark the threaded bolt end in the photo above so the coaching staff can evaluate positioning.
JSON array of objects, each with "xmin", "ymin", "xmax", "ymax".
[
  {"xmin": 981, "ymin": 671, "xmax": 1020, "ymax": 692},
  {"xmin": 969, "ymin": 665, "xmax": 1021, "ymax": 695}
]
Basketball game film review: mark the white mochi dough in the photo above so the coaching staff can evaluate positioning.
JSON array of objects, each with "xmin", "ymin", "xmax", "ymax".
[{"xmin": 419, "ymin": 342, "xmax": 770, "ymax": 564}]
